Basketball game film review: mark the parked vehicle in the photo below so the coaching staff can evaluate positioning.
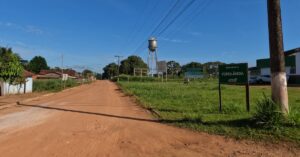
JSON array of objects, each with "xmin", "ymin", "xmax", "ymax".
[
  {"xmin": 249, "ymin": 76, "xmax": 258, "ymax": 84},
  {"xmin": 257, "ymin": 75, "xmax": 271, "ymax": 84}
]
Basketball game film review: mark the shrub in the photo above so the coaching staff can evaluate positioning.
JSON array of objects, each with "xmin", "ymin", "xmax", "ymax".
[
  {"xmin": 33, "ymin": 79, "xmax": 78, "ymax": 92},
  {"xmin": 113, "ymin": 75, "xmax": 157, "ymax": 82},
  {"xmin": 253, "ymin": 95, "xmax": 285, "ymax": 129}
]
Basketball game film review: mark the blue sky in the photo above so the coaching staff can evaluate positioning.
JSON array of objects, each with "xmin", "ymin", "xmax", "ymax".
[{"xmin": 0, "ymin": 0, "xmax": 299, "ymax": 72}]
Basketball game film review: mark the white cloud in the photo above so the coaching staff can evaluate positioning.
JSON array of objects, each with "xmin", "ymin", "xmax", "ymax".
[
  {"xmin": 0, "ymin": 21, "xmax": 45, "ymax": 35},
  {"xmin": 160, "ymin": 37, "xmax": 189, "ymax": 43},
  {"xmin": 25, "ymin": 25, "xmax": 44, "ymax": 35}
]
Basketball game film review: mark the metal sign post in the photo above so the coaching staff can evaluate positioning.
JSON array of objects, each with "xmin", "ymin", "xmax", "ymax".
[{"xmin": 218, "ymin": 63, "xmax": 250, "ymax": 112}]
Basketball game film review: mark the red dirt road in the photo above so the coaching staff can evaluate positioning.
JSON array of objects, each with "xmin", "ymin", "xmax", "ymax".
[{"xmin": 0, "ymin": 81, "xmax": 298, "ymax": 157}]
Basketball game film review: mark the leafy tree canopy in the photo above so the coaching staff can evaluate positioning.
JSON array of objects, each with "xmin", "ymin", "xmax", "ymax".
[
  {"xmin": 0, "ymin": 47, "xmax": 24, "ymax": 83},
  {"xmin": 102, "ymin": 63, "xmax": 118, "ymax": 79},
  {"xmin": 120, "ymin": 55, "xmax": 147, "ymax": 75},
  {"xmin": 181, "ymin": 62, "xmax": 203, "ymax": 72},
  {"xmin": 82, "ymin": 69, "xmax": 93, "ymax": 78},
  {"xmin": 167, "ymin": 60, "xmax": 181, "ymax": 76},
  {"xmin": 28, "ymin": 56, "xmax": 49, "ymax": 74},
  {"xmin": 203, "ymin": 61, "xmax": 224, "ymax": 77}
]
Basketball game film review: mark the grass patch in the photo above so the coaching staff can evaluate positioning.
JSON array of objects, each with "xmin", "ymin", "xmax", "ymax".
[
  {"xmin": 118, "ymin": 79, "xmax": 300, "ymax": 143},
  {"xmin": 33, "ymin": 79, "xmax": 79, "ymax": 92}
]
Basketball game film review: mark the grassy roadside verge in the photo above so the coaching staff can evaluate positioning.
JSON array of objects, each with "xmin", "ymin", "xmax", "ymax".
[
  {"xmin": 117, "ymin": 79, "xmax": 300, "ymax": 144},
  {"xmin": 33, "ymin": 79, "xmax": 80, "ymax": 92}
]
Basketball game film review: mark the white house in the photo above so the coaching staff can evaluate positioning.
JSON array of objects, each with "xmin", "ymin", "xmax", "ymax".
[
  {"xmin": 297, "ymin": 50, "xmax": 300, "ymax": 75},
  {"xmin": 0, "ymin": 70, "xmax": 34, "ymax": 96}
]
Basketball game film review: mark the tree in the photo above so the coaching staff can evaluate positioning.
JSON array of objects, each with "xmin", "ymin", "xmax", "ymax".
[
  {"xmin": 96, "ymin": 73, "xmax": 102, "ymax": 80},
  {"xmin": 82, "ymin": 69, "xmax": 93, "ymax": 78},
  {"xmin": 267, "ymin": 0, "xmax": 288, "ymax": 114},
  {"xmin": 102, "ymin": 63, "xmax": 118, "ymax": 79},
  {"xmin": 203, "ymin": 61, "xmax": 224, "ymax": 77},
  {"xmin": 119, "ymin": 55, "xmax": 147, "ymax": 75},
  {"xmin": 167, "ymin": 61, "xmax": 181, "ymax": 76},
  {"xmin": 28, "ymin": 56, "xmax": 49, "ymax": 74},
  {"xmin": 0, "ymin": 47, "xmax": 24, "ymax": 84},
  {"xmin": 181, "ymin": 62, "xmax": 203, "ymax": 73}
]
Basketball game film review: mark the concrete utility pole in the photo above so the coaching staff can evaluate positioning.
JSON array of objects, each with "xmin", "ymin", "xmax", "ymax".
[
  {"xmin": 267, "ymin": 0, "xmax": 289, "ymax": 114},
  {"xmin": 115, "ymin": 55, "xmax": 123, "ymax": 81}
]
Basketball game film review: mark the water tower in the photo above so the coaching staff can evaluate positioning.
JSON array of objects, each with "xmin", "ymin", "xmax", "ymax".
[{"xmin": 148, "ymin": 37, "xmax": 158, "ymax": 76}]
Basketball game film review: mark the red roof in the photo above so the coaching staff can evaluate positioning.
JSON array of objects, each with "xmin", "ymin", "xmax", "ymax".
[
  {"xmin": 39, "ymin": 70, "xmax": 62, "ymax": 75},
  {"xmin": 39, "ymin": 69, "xmax": 77, "ymax": 77},
  {"xmin": 23, "ymin": 70, "xmax": 35, "ymax": 77}
]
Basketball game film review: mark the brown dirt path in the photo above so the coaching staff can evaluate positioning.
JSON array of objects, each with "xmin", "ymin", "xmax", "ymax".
[{"xmin": 0, "ymin": 80, "xmax": 298, "ymax": 157}]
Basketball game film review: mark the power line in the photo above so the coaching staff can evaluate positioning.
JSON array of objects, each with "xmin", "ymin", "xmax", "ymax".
[
  {"xmin": 164, "ymin": 0, "xmax": 212, "ymax": 38},
  {"xmin": 132, "ymin": 0, "xmax": 181, "ymax": 55},
  {"xmin": 123, "ymin": 0, "xmax": 151, "ymax": 51},
  {"xmin": 157, "ymin": 0, "xmax": 197, "ymax": 36}
]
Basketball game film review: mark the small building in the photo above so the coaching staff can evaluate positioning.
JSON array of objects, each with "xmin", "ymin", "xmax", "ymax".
[
  {"xmin": 37, "ymin": 69, "xmax": 78, "ymax": 80},
  {"xmin": 256, "ymin": 48, "xmax": 300, "ymax": 76},
  {"xmin": 37, "ymin": 71, "xmax": 62, "ymax": 79},
  {"xmin": 0, "ymin": 70, "xmax": 34, "ymax": 96}
]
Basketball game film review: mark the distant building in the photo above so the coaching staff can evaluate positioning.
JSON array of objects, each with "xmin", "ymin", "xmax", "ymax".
[
  {"xmin": 256, "ymin": 48, "xmax": 300, "ymax": 76},
  {"xmin": 37, "ymin": 69, "xmax": 78, "ymax": 80},
  {"xmin": 256, "ymin": 48, "xmax": 300, "ymax": 84},
  {"xmin": 0, "ymin": 70, "xmax": 34, "ymax": 96}
]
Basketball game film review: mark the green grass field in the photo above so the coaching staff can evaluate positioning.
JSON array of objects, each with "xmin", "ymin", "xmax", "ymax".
[{"xmin": 118, "ymin": 79, "xmax": 300, "ymax": 143}]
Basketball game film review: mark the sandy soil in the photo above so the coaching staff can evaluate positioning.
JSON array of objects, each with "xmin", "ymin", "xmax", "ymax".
[{"xmin": 0, "ymin": 80, "xmax": 298, "ymax": 157}]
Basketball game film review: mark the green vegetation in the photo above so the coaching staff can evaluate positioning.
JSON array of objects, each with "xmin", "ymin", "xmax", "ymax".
[
  {"xmin": 120, "ymin": 56, "xmax": 147, "ymax": 75},
  {"xmin": 0, "ymin": 47, "xmax": 24, "ymax": 83},
  {"xmin": 27, "ymin": 56, "xmax": 49, "ymax": 74},
  {"xmin": 33, "ymin": 79, "xmax": 78, "ymax": 92},
  {"xmin": 102, "ymin": 63, "xmax": 118, "ymax": 79},
  {"xmin": 118, "ymin": 79, "xmax": 300, "ymax": 143}
]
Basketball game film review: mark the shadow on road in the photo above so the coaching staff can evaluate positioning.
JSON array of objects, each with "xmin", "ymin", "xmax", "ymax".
[{"xmin": 16, "ymin": 102, "xmax": 160, "ymax": 123}]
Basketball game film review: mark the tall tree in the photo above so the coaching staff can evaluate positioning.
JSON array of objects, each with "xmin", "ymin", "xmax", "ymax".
[
  {"xmin": 181, "ymin": 62, "xmax": 203, "ymax": 72},
  {"xmin": 0, "ymin": 47, "xmax": 24, "ymax": 83},
  {"xmin": 267, "ymin": 0, "xmax": 288, "ymax": 114},
  {"xmin": 167, "ymin": 61, "xmax": 181, "ymax": 76},
  {"xmin": 82, "ymin": 69, "xmax": 93, "ymax": 78},
  {"xmin": 203, "ymin": 61, "xmax": 224, "ymax": 77},
  {"xmin": 119, "ymin": 55, "xmax": 147, "ymax": 75},
  {"xmin": 28, "ymin": 56, "xmax": 49, "ymax": 74},
  {"xmin": 102, "ymin": 63, "xmax": 118, "ymax": 79}
]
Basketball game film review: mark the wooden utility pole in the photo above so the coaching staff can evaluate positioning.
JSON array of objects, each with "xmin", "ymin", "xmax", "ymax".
[{"xmin": 267, "ymin": 0, "xmax": 289, "ymax": 114}]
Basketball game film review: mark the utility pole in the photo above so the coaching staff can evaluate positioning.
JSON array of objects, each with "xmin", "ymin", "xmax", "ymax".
[
  {"xmin": 267, "ymin": 0, "xmax": 289, "ymax": 114},
  {"xmin": 61, "ymin": 54, "xmax": 64, "ymax": 89},
  {"xmin": 115, "ymin": 55, "xmax": 123, "ymax": 81}
]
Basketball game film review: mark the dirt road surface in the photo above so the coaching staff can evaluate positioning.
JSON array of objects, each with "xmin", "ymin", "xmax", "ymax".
[{"xmin": 0, "ymin": 81, "xmax": 298, "ymax": 157}]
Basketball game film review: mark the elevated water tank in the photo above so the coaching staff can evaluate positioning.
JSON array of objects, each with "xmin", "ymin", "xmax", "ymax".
[{"xmin": 148, "ymin": 37, "xmax": 157, "ymax": 52}]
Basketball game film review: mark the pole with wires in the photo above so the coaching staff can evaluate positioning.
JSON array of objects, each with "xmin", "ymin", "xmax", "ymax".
[
  {"xmin": 61, "ymin": 54, "xmax": 65, "ymax": 90},
  {"xmin": 267, "ymin": 0, "xmax": 289, "ymax": 114},
  {"xmin": 115, "ymin": 55, "xmax": 123, "ymax": 81}
]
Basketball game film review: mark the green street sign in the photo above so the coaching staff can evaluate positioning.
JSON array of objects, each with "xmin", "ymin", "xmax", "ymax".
[{"xmin": 219, "ymin": 63, "xmax": 248, "ymax": 84}]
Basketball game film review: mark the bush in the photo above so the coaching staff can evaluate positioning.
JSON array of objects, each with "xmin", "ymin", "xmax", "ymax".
[
  {"xmin": 253, "ymin": 95, "xmax": 285, "ymax": 129},
  {"xmin": 33, "ymin": 79, "xmax": 78, "ymax": 92},
  {"xmin": 113, "ymin": 75, "xmax": 157, "ymax": 82}
]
